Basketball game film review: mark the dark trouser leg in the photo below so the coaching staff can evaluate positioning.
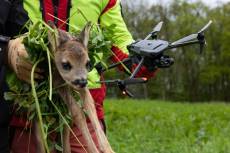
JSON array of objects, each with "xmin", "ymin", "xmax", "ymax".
[{"xmin": 0, "ymin": 101, "xmax": 10, "ymax": 153}]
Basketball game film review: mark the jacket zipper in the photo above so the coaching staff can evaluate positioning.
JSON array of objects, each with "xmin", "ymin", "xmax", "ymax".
[
  {"xmin": 52, "ymin": 0, "xmax": 59, "ymax": 26},
  {"xmin": 54, "ymin": 5, "xmax": 58, "ymax": 25}
]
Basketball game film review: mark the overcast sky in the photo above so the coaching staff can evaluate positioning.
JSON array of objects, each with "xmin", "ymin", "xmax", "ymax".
[{"xmin": 148, "ymin": 0, "xmax": 230, "ymax": 7}]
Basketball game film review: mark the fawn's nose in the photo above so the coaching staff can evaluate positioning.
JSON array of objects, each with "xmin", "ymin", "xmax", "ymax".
[{"xmin": 72, "ymin": 78, "xmax": 88, "ymax": 88}]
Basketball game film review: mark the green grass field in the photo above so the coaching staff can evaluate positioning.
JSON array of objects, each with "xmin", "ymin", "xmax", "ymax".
[{"xmin": 104, "ymin": 99, "xmax": 230, "ymax": 153}]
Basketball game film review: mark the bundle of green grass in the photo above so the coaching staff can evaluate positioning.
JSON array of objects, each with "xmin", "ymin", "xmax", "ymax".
[{"xmin": 5, "ymin": 20, "xmax": 113, "ymax": 151}]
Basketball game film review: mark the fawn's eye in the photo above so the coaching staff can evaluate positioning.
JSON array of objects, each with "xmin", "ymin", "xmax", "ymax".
[
  {"xmin": 86, "ymin": 61, "xmax": 93, "ymax": 71},
  {"xmin": 62, "ymin": 62, "xmax": 72, "ymax": 71}
]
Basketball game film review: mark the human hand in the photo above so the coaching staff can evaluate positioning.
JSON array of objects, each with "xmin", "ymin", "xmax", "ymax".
[{"xmin": 7, "ymin": 37, "xmax": 43, "ymax": 83}]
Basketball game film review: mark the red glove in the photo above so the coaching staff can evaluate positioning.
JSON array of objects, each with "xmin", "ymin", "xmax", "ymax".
[{"xmin": 110, "ymin": 45, "xmax": 159, "ymax": 79}]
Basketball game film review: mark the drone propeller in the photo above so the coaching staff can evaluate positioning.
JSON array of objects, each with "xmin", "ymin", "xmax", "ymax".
[
  {"xmin": 145, "ymin": 21, "xmax": 163, "ymax": 40},
  {"xmin": 197, "ymin": 20, "xmax": 212, "ymax": 53},
  {"xmin": 153, "ymin": 21, "xmax": 164, "ymax": 33},
  {"xmin": 170, "ymin": 20, "xmax": 212, "ymax": 53},
  {"xmin": 198, "ymin": 20, "xmax": 213, "ymax": 34}
]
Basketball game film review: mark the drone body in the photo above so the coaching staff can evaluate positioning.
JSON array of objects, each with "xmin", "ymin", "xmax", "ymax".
[{"xmin": 100, "ymin": 21, "xmax": 212, "ymax": 97}]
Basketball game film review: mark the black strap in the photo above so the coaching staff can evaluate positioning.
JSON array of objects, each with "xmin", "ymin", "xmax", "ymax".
[
  {"xmin": 95, "ymin": 63, "xmax": 103, "ymax": 75},
  {"xmin": 0, "ymin": 35, "xmax": 10, "ymax": 65}
]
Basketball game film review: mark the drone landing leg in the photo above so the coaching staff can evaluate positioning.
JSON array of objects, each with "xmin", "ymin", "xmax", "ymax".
[{"xmin": 130, "ymin": 56, "xmax": 145, "ymax": 79}]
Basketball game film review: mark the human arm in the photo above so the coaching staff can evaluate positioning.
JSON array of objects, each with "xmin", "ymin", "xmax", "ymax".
[
  {"xmin": 0, "ymin": 2, "xmax": 13, "ymax": 153},
  {"xmin": 99, "ymin": 0, "xmax": 158, "ymax": 78},
  {"xmin": 0, "ymin": 0, "xmax": 43, "ymax": 84},
  {"xmin": 0, "ymin": 0, "xmax": 12, "ymax": 66}
]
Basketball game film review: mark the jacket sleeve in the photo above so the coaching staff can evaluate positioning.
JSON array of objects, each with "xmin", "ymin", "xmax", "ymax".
[
  {"xmin": 0, "ymin": 0, "xmax": 12, "ymax": 67},
  {"xmin": 99, "ymin": 0, "xmax": 158, "ymax": 78},
  {"xmin": 0, "ymin": 0, "xmax": 11, "ymax": 34},
  {"xmin": 0, "ymin": 2, "xmax": 11, "ymax": 153},
  {"xmin": 99, "ymin": 0, "xmax": 134, "ymax": 55}
]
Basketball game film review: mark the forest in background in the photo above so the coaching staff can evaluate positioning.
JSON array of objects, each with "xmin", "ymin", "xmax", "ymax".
[{"xmin": 106, "ymin": 0, "xmax": 230, "ymax": 102}]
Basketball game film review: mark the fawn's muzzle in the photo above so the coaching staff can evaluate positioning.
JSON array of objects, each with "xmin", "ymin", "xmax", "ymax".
[{"xmin": 72, "ymin": 79, "xmax": 88, "ymax": 88}]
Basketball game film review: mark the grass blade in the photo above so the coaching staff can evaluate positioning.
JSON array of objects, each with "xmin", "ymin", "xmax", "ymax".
[{"xmin": 31, "ymin": 58, "xmax": 50, "ymax": 153}]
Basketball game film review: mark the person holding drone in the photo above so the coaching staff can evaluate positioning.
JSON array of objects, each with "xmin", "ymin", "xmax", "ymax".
[{"xmin": 0, "ymin": 0, "xmax": 158, "ymax": 152}]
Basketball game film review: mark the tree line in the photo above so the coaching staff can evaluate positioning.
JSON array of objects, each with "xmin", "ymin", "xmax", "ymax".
[{"xmin": 106, "ymin": 0, "xmax": 230, "ymax": 102}]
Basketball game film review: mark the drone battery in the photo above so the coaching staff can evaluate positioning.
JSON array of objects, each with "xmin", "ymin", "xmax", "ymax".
[{"xmin": 128, "ymin": 40, "xmax": 169, "ymax": 57}]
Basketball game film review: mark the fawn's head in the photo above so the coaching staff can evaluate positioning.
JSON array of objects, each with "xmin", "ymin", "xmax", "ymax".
[{"xmin": 48, "ymin": 22, "xmax": 92, "ymax": 89}]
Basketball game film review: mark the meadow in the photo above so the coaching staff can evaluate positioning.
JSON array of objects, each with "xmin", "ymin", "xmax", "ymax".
[{"xmin": 104, "ymin": 99, "xmax": 230, "ymax": 153}]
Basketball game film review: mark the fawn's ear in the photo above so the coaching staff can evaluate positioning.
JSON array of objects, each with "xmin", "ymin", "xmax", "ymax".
[
  {"xmin": 47, "ymin": 21, "xmax": 72, "ymax": 52},
  {"xmin": 47, "ymin": 21, "xmax": 59, "ymax": 52},
  {"xmin": 79, "ymin": 22, "xmax": 92, "ymax": 48}
]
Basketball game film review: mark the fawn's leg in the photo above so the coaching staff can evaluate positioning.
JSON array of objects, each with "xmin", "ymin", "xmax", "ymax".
[
  {"xmin": 80, "ymin": 89, "xmax": 115, "ymax": 153},
  {"xmin": 33, "ymin": 120, "xmax": 46, "ymax": 153},
  {"xmin": 63, "ymin": 125, "xmax": 71, "ymax": 153}
]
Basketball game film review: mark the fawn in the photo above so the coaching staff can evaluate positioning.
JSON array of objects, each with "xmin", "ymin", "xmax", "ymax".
[{"xmin": 33, "ymin": 22, "xmax": 114, "ymax": 153}]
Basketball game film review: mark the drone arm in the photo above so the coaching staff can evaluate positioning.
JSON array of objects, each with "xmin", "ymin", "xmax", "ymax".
[
  {"xmin": 124, "ymin": 78, "xmax": 148, "ymax": 85},
  {"xmin": 168, "ymin": 40, "xmax": 200, "ymax": 49},
  {"xmin": 168, "ymin": 21, "xmax": 212, "ymax": 52}
]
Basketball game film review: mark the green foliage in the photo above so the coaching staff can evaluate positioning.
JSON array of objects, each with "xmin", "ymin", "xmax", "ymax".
[
  {"xmin": 105, "ymin": 99, "xmax": 230, "ymax": 153},
  {"xmin": 5, "ymin": 21, "xmax": 67, "ymax": 130},
  {"xmin": 87, "ymin": 24, "xmax": 114, "ymax": 67}
]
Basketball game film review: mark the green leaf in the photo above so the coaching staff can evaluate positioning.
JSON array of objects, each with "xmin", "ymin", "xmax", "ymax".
[
  {"xmin": 4, "ymin": 92, "xmax": 15, "ymax": 101},
  {"xmin": 55, "ymin": 144, "xmax": 63, "ymax": 152}
]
